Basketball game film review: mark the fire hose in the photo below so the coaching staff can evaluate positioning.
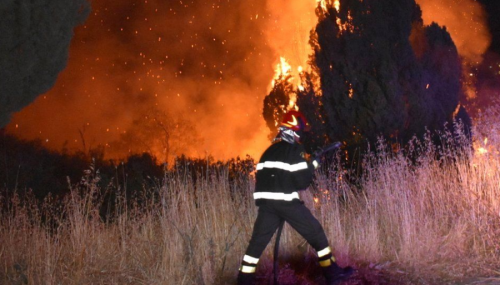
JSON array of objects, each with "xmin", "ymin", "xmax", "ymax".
[
  {"xmin": 272, "ymin": 141, "xmax": 342, "ymax": 285},
  {"xmin": 273, "ymin": 219, "xmax": 285, "ymax": 285}
]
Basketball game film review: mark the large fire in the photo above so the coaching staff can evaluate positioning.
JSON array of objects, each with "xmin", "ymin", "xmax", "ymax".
[{"xmin": 5, "ymin": 0, "xmax": 492, "ymax": 162}]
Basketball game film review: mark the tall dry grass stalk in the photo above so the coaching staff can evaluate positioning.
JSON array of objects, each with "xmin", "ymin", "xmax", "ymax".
[
  {"xmin": 1, "ymin": 121, "xmax": 500, "ymax": 284},
  {"xmin": 312, "ymin": 138, "xmax": 500, "ymax": 279},
  {"xmin": 1, "ymin": 164, "xmax": 259, "ymax": 285}
]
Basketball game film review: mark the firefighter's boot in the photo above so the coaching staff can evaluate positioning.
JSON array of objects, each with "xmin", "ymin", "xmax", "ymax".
[
  {"xmin": 236, "ymin": 272, "xmax": 255, "ymax": 285},
  {"xmin": 237, "ymin": 255, "xmax": 258, "ymax": 285},
  {"xmin": 318, "ymin": 248, "xmax": 353, "ymax": 285},
  {"xmin": 321, "ymin": 262, "xmax": 354, "ymax": 285}
]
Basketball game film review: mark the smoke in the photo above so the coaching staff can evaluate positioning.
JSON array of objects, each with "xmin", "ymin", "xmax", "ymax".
[
  {"xmin": 0, "ymin": 0, "xmax": 89, "ymax": 127},
  {"xmin": 4, "ymin": 0, "xmax": 494, "ymax": 161},
  {"xmin": 416, "ymin": 0, "xmax": 491, "ymax": 66},
  {"xmin": 416, "ymin": 0, "xmax": 491, "ymax": 101},
  {"xmin": 263, "ymin": 0, "xmax": 318, "ymax": 77},
  {"xmin": 7, "ymin": 0, "xmax": 276, "ymax": 161}
]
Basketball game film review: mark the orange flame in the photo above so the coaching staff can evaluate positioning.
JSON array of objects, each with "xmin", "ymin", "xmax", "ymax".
[
  {"xmin": 274, "ymin": 57, "xmax": 292, "ymax": 80},
  {"xmin": 317, "ymin": 0, "xmax": 328, "ymax": 13},
  {"xmin": 475, "ymin": 137, "xmax": 489, "ymax": 155},
  {"xmin": 333, "ymin": 0, "xmax": 340, "ymax": 12},
  {"xmin": 272, "ymin": 57, "xmax": 301, "ymax": 110},
  {"xmin": 348, "ymin": 84, "xmax": 354, "ymax": 99}
]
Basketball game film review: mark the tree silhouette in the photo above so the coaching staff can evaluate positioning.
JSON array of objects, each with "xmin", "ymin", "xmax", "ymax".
[
  {"xmin": 0, "ymin": 0, "xmax": 89, "ymax": 127},
  {"xmin": 306, "ymin": 0, "xmax": 469, "ymax": 155},
  {"xmin": 295, "ymin": 70, "xmax": 328, "ymax": 153},
  {"xmin": 262, "ymin": 74, "xmax": 294, "ymax": 140},
  {"xmin": 111, "ymin": 108, "xmax": 201, "ymax": 164}
]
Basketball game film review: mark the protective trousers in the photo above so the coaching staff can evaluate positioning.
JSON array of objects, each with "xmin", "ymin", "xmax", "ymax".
[{"xmin": 238, "ymin": 200, "xmax": 331, "ymax": 277}]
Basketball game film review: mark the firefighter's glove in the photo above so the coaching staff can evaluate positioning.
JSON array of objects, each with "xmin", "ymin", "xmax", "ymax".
[
  {"xmin": 311, "ymin": 142, "xmax": 342, "ymax": 169},
  {"xmin": 312, "ymin": 150, "xmax": 323, "ymax": 169}
]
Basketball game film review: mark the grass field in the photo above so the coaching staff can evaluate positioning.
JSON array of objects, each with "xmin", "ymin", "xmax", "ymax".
[{"xmin": 1, "ymin": 119, "xmax": 500, "ymax": 284}]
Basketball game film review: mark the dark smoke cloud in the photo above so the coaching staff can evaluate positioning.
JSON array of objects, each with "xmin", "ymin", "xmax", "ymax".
[{"xmin": 0, "ymin": 0, "xmax": 89, "ymax": 127}]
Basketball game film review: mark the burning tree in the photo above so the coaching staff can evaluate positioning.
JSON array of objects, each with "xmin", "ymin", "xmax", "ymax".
[
  {"xmin": 295, "ymin": 70, "xmax": 330, "ymax": 153},
  {"xmin": 264, "ymin": 0, "xmax": 471, "ymax": 157},
  {"xmin": 310, "ymin": 0, "xmax": 469, "ymax": 152},
  {"xmin": 263, "ymin": 79, "xmax": 293, "ymax": 141},
  {"xmin": 263, "ymin": 58, "xmax": 295, "ymax": 141},
  {"xmin": 263, "ymin": 57, "xmax": 328, "ymax": 153}
]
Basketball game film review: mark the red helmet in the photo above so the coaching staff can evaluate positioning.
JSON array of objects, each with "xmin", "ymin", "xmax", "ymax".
[{"xmin": 280, "ymin": 110, "xmax": 310, "ymax": 132}]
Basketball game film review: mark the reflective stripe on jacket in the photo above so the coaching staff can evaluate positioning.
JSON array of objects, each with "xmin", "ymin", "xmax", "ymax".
[{"xmin": 254, "ymin": 140, "xmax": 314, "ymax": 205}]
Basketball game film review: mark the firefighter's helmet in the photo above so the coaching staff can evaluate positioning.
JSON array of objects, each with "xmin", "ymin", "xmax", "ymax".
[{"xmin": 280, "ymin": 110, "xmax": 310, "ymax": 132}]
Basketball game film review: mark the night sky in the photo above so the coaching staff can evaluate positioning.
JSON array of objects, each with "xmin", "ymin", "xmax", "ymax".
[{"xmin": 4, "ymin": 0, "xmax": 500, "ymax": 162}]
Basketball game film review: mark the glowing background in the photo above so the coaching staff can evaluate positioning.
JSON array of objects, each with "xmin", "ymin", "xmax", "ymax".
[{"xmin": 5, "ymin": 0, "xmax": 492, "ymax": 162}]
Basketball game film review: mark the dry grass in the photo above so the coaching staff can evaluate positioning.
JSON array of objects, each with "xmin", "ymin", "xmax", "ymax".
[
  {"xmin": 1, "ymin": 120, "xmax": 500, "ymax": 284},
  {"xmin": 312, "ymin": 139, "xmax": 500, "ymax": 282}
]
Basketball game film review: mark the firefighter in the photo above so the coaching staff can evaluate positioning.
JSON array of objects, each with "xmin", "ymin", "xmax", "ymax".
[{"xmin": 237, "ymin": 110, "xmax": 353, "ymax": 285}]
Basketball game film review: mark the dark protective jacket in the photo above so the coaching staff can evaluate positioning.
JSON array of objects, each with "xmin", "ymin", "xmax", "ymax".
[{"xmin": 253, "ymin": 140, "xmax": 315, "ymax": 205}]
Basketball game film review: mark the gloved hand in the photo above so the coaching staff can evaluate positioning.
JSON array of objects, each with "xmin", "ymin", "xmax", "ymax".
[
  {"xmin": 311, "ymin": 142, "xmax": 342, "ymax": 169},
  {"xmin": 312, "ymin": 149, "xmax": 323, "ymax": 169}
]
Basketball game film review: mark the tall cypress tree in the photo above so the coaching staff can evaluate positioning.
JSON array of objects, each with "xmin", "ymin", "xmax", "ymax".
[
  {"xmin": 307, "ymin": 0, "xmax": 468, "ymax": 154},
  {"xmin": 262, "ymin": 0, "xmax": 470, "ymax": 159}
]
